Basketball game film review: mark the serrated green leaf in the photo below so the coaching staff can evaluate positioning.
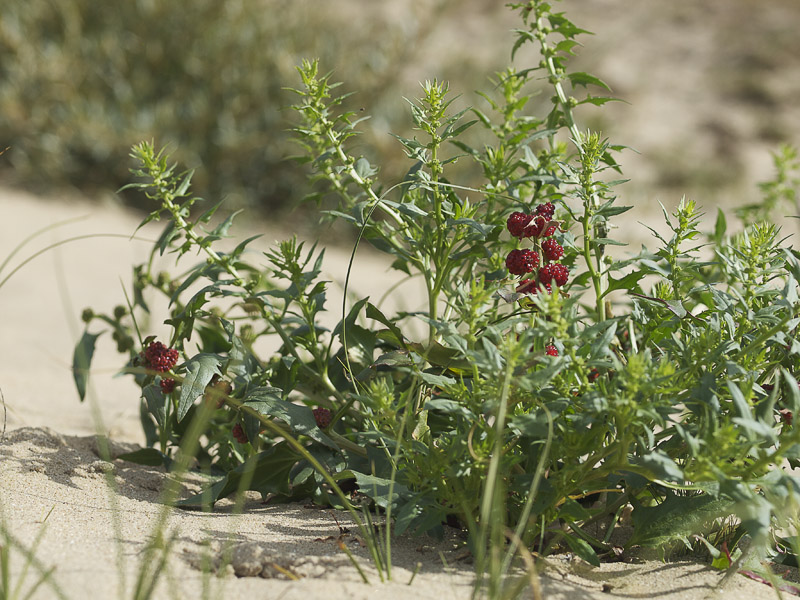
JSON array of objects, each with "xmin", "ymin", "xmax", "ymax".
[
  {"xmin": 73, "ymin": 330, "xmax": 101, "ymax": 401},
  {"xmin": 175, "ymin": 170, "xmax": 194, "ymax": 197},
  {"xmin": 567, "ymin": 71, "xmax": 611, "ymax": 91},
  {"xmin": 578, "ymin": 95, "xmax": 619, "ymax": 106},
  {"xmin": 601, "ymin": 270, "xmax": 646, "ymax": 298},
  {"xmin": 177, "ymin": 354, "xmax": 222, "ymax": 421}
]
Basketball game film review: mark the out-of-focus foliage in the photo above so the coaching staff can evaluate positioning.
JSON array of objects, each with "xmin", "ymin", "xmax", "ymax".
[{"xmin": 0, "ymin": 0, "xmax": 470, "ymax": 213}]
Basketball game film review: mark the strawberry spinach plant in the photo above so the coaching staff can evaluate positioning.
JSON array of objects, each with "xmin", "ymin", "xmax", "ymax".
[{"xmin": 74, "ymin": 0, "xmax": 800, "ymax": 592}]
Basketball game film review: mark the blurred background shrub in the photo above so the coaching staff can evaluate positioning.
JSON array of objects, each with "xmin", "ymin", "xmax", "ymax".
[
  {"xmin": 0, "ymin": 0, "xmax": 490, "ymax": 215},
  {"xmin": 1, "ymin": 0, "xmax": 799, "ymax": 220}
]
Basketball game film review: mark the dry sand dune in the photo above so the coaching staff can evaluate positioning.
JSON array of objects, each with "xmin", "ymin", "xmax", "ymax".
[{"xmin": 0, "ymin": 187, "xmax": 796, "ymax": 599}]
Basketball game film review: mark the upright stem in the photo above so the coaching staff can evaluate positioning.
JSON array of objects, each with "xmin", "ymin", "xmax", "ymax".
[{"xmin": 533, "ymin": 6, "xmax": 610, "ymax": 316}]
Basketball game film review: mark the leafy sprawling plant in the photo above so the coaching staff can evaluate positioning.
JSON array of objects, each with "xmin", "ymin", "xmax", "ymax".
[{"xmin": 75, "ymin": 0, "xmax": 800, "ymax": 594}]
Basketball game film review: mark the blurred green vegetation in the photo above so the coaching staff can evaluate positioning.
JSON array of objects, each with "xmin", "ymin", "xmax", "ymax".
[{"xmin": 0, "ymin": 0, "xmax": 493, "ymax": 215}]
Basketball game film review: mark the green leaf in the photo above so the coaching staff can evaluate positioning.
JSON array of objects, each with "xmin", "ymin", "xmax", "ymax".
[
  {"xmin": 424, "ymin": 398, "xmax": 476, "ymax": 421},
  {"xmin": 567, "ymin": 72, "xmax": 611, "ymax": 91},
  {"xmin": 143, "ymin": 382, "xmax": 168, "ymax": 428},
  {"xmin": 601, "ymin": 270, "xmax": 647, "ymax": 298},
  {"xmin": 348, "ymin": 471, "xmax": 412, "ymax": 511},
  {"xmin": 209, "ymin": 208, "xmax": 242, "ymax": 237},
  {"xmin": 629, "ymin": 491, "xmax": 734, "ymax": 547},
  {"xmin": 727, "ymin": 380, "xmax": 751, "ymax": 420},
  {"xmin": 578, "ymin": 95, "xmax": 619, "ymax": 106},
  {"xmin": 177, "ymin": 443, "xmax": 300, "ymax": 509},
  {"xmin": 175, "ymin": 170, "xmax": 194, "ymax": 197},
  {"xmin": 177, "ymin": 354, "xmax": 222, "ymax": 422},
  {"xmin": 634, "ymin": 451, "xmax": 684, "ymax": 483},
  {"xmin": 243, "ymin": 388, "xmax": 338, "ymax": 449},
  {"xmin": 73, "ymin": 330, "xmax": 101, "ymax": 401},
  {"xmin": 419, "ymin": 372, "xmax": 456, "ymax": 388},
  {"xmin": 117, "ymin": 448, "xmax": 169, "ymax": 467},
  {"xmin": 713, "ymin": 208, "xmax": 727, "ymax": 243},
  {"xmin": 563, "ymin": 534, "xmax": 600, "ymax": 567}
]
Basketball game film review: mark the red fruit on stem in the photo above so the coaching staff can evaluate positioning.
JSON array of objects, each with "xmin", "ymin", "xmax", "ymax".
[
  {"xmin": 159, "ymin": 378, "xmax": 176, "ymax": 395},
  {"xmin": 506, "ymin": 249, "xmax": 540, "ymax": 276},
  {"xmin": 507, "ymin": 212, "xmax": 533, "ymax": 238},
  {"xmin": 144, "ymin": 341, "xmax": 179, "ymax": 373},
  {"xmin": 313, "ymin": 407, "xmax": 333, "ymax": 429},
  {"xmin": 232, "ymin": 422, "xmax": 248, "ymax": 444},
  {"xmin": 515, "ymin": 279, "xmax": 538, "ymax": 295},
  {"xmin": 542, "ymin": 223, "xmax": 558, "ymax": 237},
  {"xmin": 535, "ymin": 202, "xmax": 555, "ymax": 220},
  {"xmin": 523, "ymin": 216, "xmax": 546, "ymax": 238},
  {"xmin": 541, "ymin": 238, "xmax": 564, "ymax": 261},
  {"xmin": 538, "ymin": 264, "xmax": 569, "ymax": 287}
]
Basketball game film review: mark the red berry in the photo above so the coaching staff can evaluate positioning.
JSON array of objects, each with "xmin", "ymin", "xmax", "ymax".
[
  {"xmin": 232, "ymin": 423, "xmax": 248, "ymax": 444},
  {"xmin": 313, "ymin": 407, "xmax": 332, "ymax": 429},
  {"xmin": 507, "ymin": 212, "xmax": 533, "ymax": 238},
  {"xmin": 516, "ymin": 279, "xmax": 550, "ymax": 295},
  {"xmin": 159, "ymin": 378, "xmax": 176, "ymax": 395},
  {"xmin": 523, "ymin": 216, "xmax": 546, "ymax": 238},
  {"xmin": 515, "ymin": 279, "xmax": 537, "ymax": 295},
  {"xmin": 144, "ymin": 341, "xmax": 179, "ymax": 373},
  {"xmin": 535, "ymin": 202, "xmax": 555, "ymax": 220},
  {"xmin": 545, "ymin": 345, "xmax": 559, "ymax": 357},
  {"xmin": 542, "ymin": 223, "xmax": 558, "ymax": 237},
  {"xmin": 538, "ymin": 264, "xmax": 569, "ymax": 287},
  {"xmin": 505, "ymin": 249, "xmax": 540, "ymax": 276},
  {"xmin": 541, "ymin": 238, "xmax": 564, "ymax": 261}
]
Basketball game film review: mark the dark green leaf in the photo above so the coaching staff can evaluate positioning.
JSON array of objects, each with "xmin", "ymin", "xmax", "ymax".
[
  {"xmin": 143, "ymin": 382, "xmax": 168, "ymax": 428},
  {"xmin": 629, "ymin": 491, "xmax": 735, "ymax": 548},
  {"xmin": 349, "ymin": 471, "xmax": 412, "ymax": 511},
  {"xmin": 73, "ymin": 330, "xmax": 101, "ymax": 401},
  {"xmin": 177, "ymin": 444, "xmax": 300, "ymax": 509},
  {"xmin": 177, "ymin": 354, "xmax": 222, "ymax": 421},
  {"xmin": 563, "ymin": 534, "xmax": 600, "ymax": 567},
  {"xmin": 117, "ymin": 448, "xmax": 169, "ymax": 467},
  {"xmin": 424, "ymin": 398, "xmax": 476, "ymax": 421}
]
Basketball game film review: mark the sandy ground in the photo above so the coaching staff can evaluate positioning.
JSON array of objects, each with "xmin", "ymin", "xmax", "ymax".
[{"xmin": 0, "ymin": 187, "xmax": 796, "ymax": 599}]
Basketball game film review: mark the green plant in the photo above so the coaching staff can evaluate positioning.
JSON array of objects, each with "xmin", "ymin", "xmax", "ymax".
[{"xmin": 74, "ymin": 1, "xmax": 800, "ymax": 597}]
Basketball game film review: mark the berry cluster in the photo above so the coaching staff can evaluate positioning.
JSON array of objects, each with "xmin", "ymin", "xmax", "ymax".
[
  {"xmin": 232, "ymin": 422, "xmax": 248, "ymax": 444},
  {"xmin": 143, "ymin": 341, "xmax": 179, "ymax": 373},
  {"xmin": 159, "ymin": 378, "xmax": 176, "ymax": 395},
  {"xmin": 505, "ymin": 203, "xmax": 569, "ymax": 295},
  {"xmin": 313, "ymin": 407, "xmax": 332, "ymax": 429}
]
